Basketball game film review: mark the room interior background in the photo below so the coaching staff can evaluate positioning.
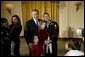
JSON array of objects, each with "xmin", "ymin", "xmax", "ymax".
[
  {"xmin": 1, "ymin": 1, "xmax": 84, "ymax": 38},
  {"xmin": 22, "ymin": 1, "xmax": 59, "ymax": 25}
]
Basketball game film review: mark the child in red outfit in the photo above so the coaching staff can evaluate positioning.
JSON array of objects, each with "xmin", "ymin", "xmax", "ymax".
[
  {"xmin": 37, "ymin": 21, "xmax": 49, "ymax": 45},
  {"xmin": 29, "ymin": 35, "xmax": 43, "ymax": 56},
  {"xmin": 37, "ymin": 21, "xmax": 52, "ymax": 56}
]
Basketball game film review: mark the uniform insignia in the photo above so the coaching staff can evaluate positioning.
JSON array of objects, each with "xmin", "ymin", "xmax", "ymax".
[{"xmin": 55, "ymin": 25, "xmax": 56, "ymax": 27}]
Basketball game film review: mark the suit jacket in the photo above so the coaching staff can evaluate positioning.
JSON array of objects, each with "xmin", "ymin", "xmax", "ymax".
[{"xmin": 24, "ymin": 18, "xmax": 41, "ymax": 44}]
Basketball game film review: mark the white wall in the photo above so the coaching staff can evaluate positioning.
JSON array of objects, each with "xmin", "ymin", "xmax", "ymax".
[
  {"xmin": 59, "ymin": 1, "xmax": 69, "ymax": 38},
  {"xmin": 1, "ymin": 1, "xmax": 24, "ymax": 36},
  {"xmin": 59, "ymin": 1, "xmax": 84, "ymax": 38}
]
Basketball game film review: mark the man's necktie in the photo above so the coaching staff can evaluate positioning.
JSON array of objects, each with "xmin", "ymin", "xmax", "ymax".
[{"xmin": 36, "ymin": 20, "xmax": 38, "ymax": 26}]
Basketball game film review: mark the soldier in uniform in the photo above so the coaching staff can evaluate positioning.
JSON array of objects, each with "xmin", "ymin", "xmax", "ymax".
[{"xmin": 43, "ymin": 13, "xmax": 59, "ymax": 56}]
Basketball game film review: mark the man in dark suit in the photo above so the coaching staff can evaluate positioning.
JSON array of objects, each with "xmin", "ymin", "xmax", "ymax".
[
  {"xmin": 24, "ymin": 9, "xmax": 41, "ymax": 44},
  {"xmin": 43, "ymin": 13, "xmax": 59, "ymax": 56},
  {"xmin": 24, "ymin": 9, "xmax": 41, "ymax": 55}
]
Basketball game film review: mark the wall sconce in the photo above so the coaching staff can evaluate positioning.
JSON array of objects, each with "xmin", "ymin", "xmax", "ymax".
[
  {"xmin": 59, "ymin": 1, "xmax": 66, "ymax": 9},
  {"xmin": 76, "ymin": 28, "xmax": 83, "ymax": 38},
  {"xmin": 6, "ymin": 4, "xmax": 13, "ymax": 15},
  {"xmin": 75, "ymin": 1, "xmax": 83, "ymax": 11}
]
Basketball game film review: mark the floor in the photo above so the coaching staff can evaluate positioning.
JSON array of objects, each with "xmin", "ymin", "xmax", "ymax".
[
  {"xmin": 20, "ymin": 38, "xmax": 29, "ymax": 56},
  {"xmin": 20, "ymin": 37, "xmax": 84, "ymax": 56}
]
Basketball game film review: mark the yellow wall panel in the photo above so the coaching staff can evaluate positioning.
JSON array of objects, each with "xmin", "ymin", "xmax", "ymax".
[{"xmin": 22, "ymin": 1, "xmax": 59, "ymax": 26}]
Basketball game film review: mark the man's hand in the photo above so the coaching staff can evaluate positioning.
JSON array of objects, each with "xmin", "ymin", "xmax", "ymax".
[
  {"xmin": 28, "ymin": 43, "xmax": 32, "ymax": 49},
  {"xmin": 44, "ymin": 40, "xmax": 49, "ymax": 45}
]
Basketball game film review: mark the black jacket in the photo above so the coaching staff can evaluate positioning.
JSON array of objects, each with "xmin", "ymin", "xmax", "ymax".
[
  {"xmin": 24, "ymin": 18, "xmax": 41, "ymax": 44},
  {"xmin": 1, "ymin": 26, "xmax": 10, "ymax": 45},
  {"xmin": 9, "ymin": 24, "xmax": 22, "ymax": 43},
  {"xmin": 46, "ymin": 21, "xmax": 59, "ymax": 42},
  {"xmin": 45, "ymin": 21, "xmax": 59, "ymax": 56}
]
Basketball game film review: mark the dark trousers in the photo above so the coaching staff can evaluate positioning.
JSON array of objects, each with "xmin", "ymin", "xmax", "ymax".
[
  {"xmin": 1, "ymin": 43, "xmax": 11, "ymax": 56},
  {"xmin": 52, "ymin": 42, "xmax": 57, "ymax": 56}
]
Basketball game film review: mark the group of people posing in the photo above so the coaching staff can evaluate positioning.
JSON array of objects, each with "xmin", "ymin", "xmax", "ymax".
[
  {"xmin": 1, "ymin": 9, "xmax": 59, "ymax": 56},
  {"xmin": 24, "ymin": 9, "xmax": 59, "ymax": 56},
  {"xmin": 1, "ymin": 15, "xmax": 22, "ymax": 56}
]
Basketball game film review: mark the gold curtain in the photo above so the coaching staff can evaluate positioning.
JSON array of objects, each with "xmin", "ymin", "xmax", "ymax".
[{"xmin": 22, "ymin": 1, "xmax": 59, "ymax": 26}]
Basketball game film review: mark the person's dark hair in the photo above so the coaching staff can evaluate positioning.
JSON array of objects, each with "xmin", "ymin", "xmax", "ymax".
[
  {"xmin": 11, "ymin": 15, "xmax": 21, "ymax": 25},
  {"xmin": 33, "ymin": 34, "xmax": 38, "ymax": 38},
  {"xmin": 67, "ymin": 40, "xmax": 81, "ymax": 50},
  {"xmin": 32, "ymin": 9, "xmax": 39, "ymax": 14},
  {"xmin": 1, "ymin": 18, "xmax": 8, "ymax": 28},
  {"xmin": 1, "ymin": 18, "xmax": 8, "ymax": 24},
  {"xmin": 32, "ymin": 34, "xmax": 39, "ymax": 42},
  {"xmin": 43, "ymin": 13, "xmax": 49, "ymax": 16}
]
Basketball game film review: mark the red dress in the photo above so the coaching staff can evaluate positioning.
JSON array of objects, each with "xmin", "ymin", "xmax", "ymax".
[
  {"xmin": 30, "ymin": 43, "xmax": 43, "ymax": 56},
  {"xmin": 37, "ymin": 28, "xmax": 49, "ymax": 45}
]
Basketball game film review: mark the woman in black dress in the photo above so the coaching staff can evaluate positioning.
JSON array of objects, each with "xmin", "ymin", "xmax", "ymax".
[{"xmin": 9, "ymin": 15, "xmax": 22, "ymax": 56}]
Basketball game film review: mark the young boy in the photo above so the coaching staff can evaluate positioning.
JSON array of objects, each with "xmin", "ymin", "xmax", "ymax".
[
  {"xmin": 44, "ymin": 36, "xmax": 52, "ymax": 56},
  {"xmin": 29, "ymin": 35, "xmax": 43, "ymax": 56}
]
